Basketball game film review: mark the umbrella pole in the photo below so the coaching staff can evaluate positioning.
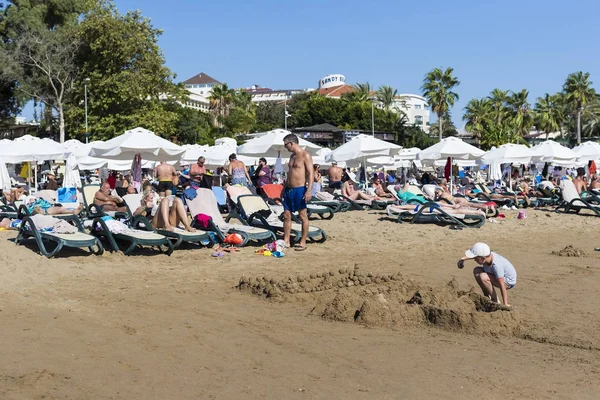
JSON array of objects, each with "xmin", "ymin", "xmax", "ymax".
[
  {"xmin": 450, "ymin": 157, "xmax": 453, "ymax": 194},
  {"xmin": 34, "ymin": 160, "xmax": 38, "ymax": 193}
]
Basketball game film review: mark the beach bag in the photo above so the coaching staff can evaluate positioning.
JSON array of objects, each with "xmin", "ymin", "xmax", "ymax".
[
  {"xmin": 193, "ymin": 213, "xmax": 212, "ymax": 229},
  {"xmin": 223, "ymin": 233, "xmax": 244, "ymax": 245}
]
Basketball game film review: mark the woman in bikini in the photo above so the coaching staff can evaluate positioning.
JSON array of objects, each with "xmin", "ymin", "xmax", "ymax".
[
  {"xmin": 133, "ymin": 190, "xmax": 195, "ymax": 232},
  {"xmin": 227, "ymin": 154, "xmax": 251, "ymax": 186}
]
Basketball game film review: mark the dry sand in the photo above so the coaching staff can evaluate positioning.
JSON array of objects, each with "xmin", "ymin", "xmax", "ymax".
[{"xmin": 1, "ymin": 208, "xmax": 600, "ymax": 399}]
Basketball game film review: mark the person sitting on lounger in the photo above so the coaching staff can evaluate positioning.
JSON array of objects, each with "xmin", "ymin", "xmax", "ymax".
[
  {"xmin": 342, "ymin": 173, "xmax": 383, "ymax": 201},
  {"xmin": 94, "ymin": 182, "xmax": 128, "ymax": 213},
  {"xmin": 133, "ymin": 190, "xmax": 195, "ymax": 232},
  {"xmin": 371, "ymin": 177, "xmax": 393, "ymax": 198},
  {"xmin": 589, "ymin": 174, "xmax": 600, "ymax": 191}
]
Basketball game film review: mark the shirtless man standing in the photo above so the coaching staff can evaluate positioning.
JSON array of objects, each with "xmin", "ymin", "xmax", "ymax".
[
  {"xmin": 189, "ymin": 157, "xmax": 207, "ymax": 189},
  {"xmin": 94, "ymin": 182, "xmax": 128, "ymax": 213},
  {"xmin": 155, "ymin": 161, "xmax": 177, "ymax": 197},
  {"xmin": 282, "ymin": 133, "xmax": 313, "ymax": 251},
  {"xmin": 573, "ymin": 167, "xmax": 587, "ymax": 194},
  {"xmin": 328, "ymin": 161, "xmax": 343, "ymax": 190}
]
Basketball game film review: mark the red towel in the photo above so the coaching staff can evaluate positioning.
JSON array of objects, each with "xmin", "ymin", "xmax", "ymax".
[
  {"xmin": 444, "ymin": 157, "xmax": 452, "ymax": 181},
  {"xmin": 590, "ymin": 160, "xmax": 597, "ymax": 175}
]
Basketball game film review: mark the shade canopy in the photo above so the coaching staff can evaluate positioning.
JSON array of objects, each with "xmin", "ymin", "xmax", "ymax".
[
  {"xmin": 237, "ymin": 129, "xmax": 321, "ymax": 158},
  {"xmin": 0, "ymin": 135, "xmax": 67, "ymax": 163},
  {"xmin": 532, "ymin": 140, "xmax": 577, "ymax": 166},
  {"xmin": 0, "ymin": 157, "xmax": 10, "ymax": 192},
  {"xmin": 417, "ymin": 137, "xmax": 484, "ymax": 161},
  {"xmin": 89, "ymin": 127, "xmax": 185, "ymax": 161},
  {"xmin": 572, "ymin": 141, "xmax": 600, "ymax": 162},
  {"xmin": 481, "ymin": 143, "xmax": 544, "ymax": 165},
  {"xmin": 397, "ymin": 147, "xmax": 421, "ymax": 160},
  {"xmin": 327, "ymin": 134, "xmax": 402, "ymax": 166}
]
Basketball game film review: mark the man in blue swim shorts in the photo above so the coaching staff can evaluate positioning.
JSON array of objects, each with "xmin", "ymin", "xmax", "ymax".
[{"xmin": 282, "ymin": 133, "xmax": 314, "ymax": 251}]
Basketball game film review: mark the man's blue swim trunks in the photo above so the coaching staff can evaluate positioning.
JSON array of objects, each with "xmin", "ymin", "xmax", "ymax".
[{"xmin": 282, "ymin": 186, "xmax": 307, "ymax": 212}]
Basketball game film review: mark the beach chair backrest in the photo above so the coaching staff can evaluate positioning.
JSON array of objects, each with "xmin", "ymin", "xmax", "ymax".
[
  {"xmin": 261, "ymin": 184, "xmax": 284, "ymax": 199},
  {"xmin": 386, "ymin": 185, "xmax": 400, "ymax": 201},
  {"xmin": 238, "ymin": 195, "xmax": 271, "ymax": 216},
  {"xmin": 421, "ymin": 184, "xmax": 437, "ymax": 199},
  {"xmin": 406, "ymin": 185, "xmax": 425, "ymax": 196},
  {"xmin": 560, "ymin": 180, "xmax": 581, "ymax": 204},
  {"xmin": 122, "ymin": 193, "xmax": 143, "ymax": 216},
  {"xmin": 187, "ymin": 188, "xmax": 226, "ymax": 226},
  {"xmin": 226, "ymin": 185, "xmax": 252, "ymax": 204},
  {"xmin": 82, "ymin": 184, "xmax": 100, "ymax": 208},
  {"xmin": 36, "ymin": 190, "xmax": 56, "ymax": 203},
  {"xmin": 315, "ymin": 191, "xmax": 335, "ymax": 201}
]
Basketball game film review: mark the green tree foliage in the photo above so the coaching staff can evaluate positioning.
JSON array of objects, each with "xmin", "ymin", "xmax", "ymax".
[
  {"xmin": 253, "ymin": 101, "xmax": 284, "ymax": 131},
  {"xmin": 175, "ymin": 106, "xmax": 213, "ymax": 145},
  {"xmin": 208, "ymin": 83, "xmax": 235, "ymax": 128},
  {"xmin": 534, "ymin": 93, "xmax": 566, "ymax": 139},
  {"xmin": 421, "ymin": 67, "xmax": 460, "ymax": 141},
  {"xmin": 63, "ymin": 1, "xmax": 183, "ymax": 140},
  {"xmin": 0, "ymin": 0, "xmax": 88, "ymax": 141},
  {"xmin": 396, "ymin": 126, "xmax": 436, "ymax": 149}
]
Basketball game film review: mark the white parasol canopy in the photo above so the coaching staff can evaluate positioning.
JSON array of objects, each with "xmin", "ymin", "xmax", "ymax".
[
  {"xmin": 0, "ymin": 135, "xmax": 67, "ymax": 163},
  {"xmin": 531, "ymin": 140, "xmax": 577, "ymax": 166},
  {"xmin": 572, "ymin": 141, "xmax": 600, "ymax": 162},
  {"xmin": 397, "ymin": 147, "xmax": 421, "ymax": 160},
  {"xmin": 481, "ymin": 143, "xmax": 545, "ymax": 165},
  {"xmin": 0, "ymin": 157, "xmax": 11, "ymax": 192},
  {"xmin": 417, "ymin": 137, "xmax": 484, "ymax": 161},
  {"xmin": 327, "ymin": 134, "xmax": 402, "ymax": 166},
  {"xmin": 237, "ymin": 129, "xmax": 321, "ymax": 158},
  {"xmin": 89, "ymin": 127, "xmax": 185, "ymax": 161}
]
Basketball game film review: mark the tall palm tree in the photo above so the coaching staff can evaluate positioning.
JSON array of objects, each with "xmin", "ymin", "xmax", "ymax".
[
  {"xmin": 534, "ymin": 93, "xmax": 565, "ymax": 139},
  {"xmin": 421, "ymin": 67, "xmax": 460, "ymax": 141},
  {"xmin": 582, "ymin": 94, "xmax": 600, "ymax": 137},
  {"xmin": 376, "ymin": 85, "xmax": 398, "ymax": 110},
  {"xmin": 507, "ymin": 89, "xmax": 534, "ymax": 137},
  {"xmin": 563, "ymin": 71, "xmax": 596, "ymax": 144},
  {"xmin": 208, "ymin": 83, "xmax": 236, "ymax": 127},
  {"xmin": 487, "ymin": 88, "xmax": 509, "ymax": 126},
  {"xmin": 462, "ymin": 98, "xmax": 491, "ymax": 142},
  {"xmin": 352, "ymin": 82, "xmax": 372, "ymax": 103}
]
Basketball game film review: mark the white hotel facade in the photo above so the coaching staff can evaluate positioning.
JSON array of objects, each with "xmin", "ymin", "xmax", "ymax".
[{"xmin": 180, "ymin": 72, "xmax": 430, "ymax": 132}]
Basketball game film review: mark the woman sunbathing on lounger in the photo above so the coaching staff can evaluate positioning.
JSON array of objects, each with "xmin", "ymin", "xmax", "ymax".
[
  {"xmin": 371, "ymin": 178, "xmax": 393, "ymax": 198},
  {"xmin": 434, "ymin": 188, "xmax": 496, "ymax": 216},
  {"xmin": 133, "ymin": 190, "xmax": 195, "ymax": 232},
  {"xmin": 342, "ymin": 175, "xmax": 385, "ymax": 201},
  {"xmin": 387, "ymin": 202, "xmax": 486, "ymax": 217}
]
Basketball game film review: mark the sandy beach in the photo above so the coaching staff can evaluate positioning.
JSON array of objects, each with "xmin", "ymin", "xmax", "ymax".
[{"xmin": 1, "ymin": 207, "xmax": 600, "ymax": 399}]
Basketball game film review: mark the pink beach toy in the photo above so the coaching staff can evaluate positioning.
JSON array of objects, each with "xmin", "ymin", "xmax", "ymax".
[{"xmin": 518, "ymin": 210, "xmax": 527, "ymax": 220}]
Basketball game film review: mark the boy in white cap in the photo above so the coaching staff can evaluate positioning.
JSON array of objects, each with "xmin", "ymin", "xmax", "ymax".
[{"xmin": 457, "ymin": 242, "xmax": 517, "ymax": 307}]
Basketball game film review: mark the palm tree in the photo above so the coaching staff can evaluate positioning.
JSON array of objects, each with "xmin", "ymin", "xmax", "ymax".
[
  {"xmin": 534, "ymin": 93, "xmax": 565, "ymax": 139},
  {"xmin": 376, "ymin": 85, "xmax": 398, "ymax": 110},
  {"xmin": 421, "ymin": 67, "xmax": 460, "ymax": 141},
  {"xmin": 352, "ymin": 82, "xmax": 372, "ymax": 103},
  {"xmin": 563, "ymin": 71, "xmax": 596, "ymax": 144},
  {"xmin": 487, "ymin": 89, "xmax": 509, "ymax": 126},
  {"xmin": 208, "ymin": 83, "xmax": 236, "ymax": 127},
  {"xmin": 462, "ymin": 98, "xmax": 492, "ymax": 142},
  {"xmin": 582, "ymin": 94, "xmax": 600, "ymax": 137},
  {"xmin": 507, "ymin": 89, "xmax": 534, "ymax": 137}
]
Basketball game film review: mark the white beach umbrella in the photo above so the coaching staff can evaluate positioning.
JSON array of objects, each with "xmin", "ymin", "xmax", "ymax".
[
  {"xmin": 397, "ymin": 147, "xmax": 421, "ymax": 160},
  {"xmin": 327, "ymin": 134, "xmax": 402, "ymax": 166},
  {"xmin": 89, "ymin": 127, "xmax": 185, "ymax": 161},
  {"xmin": 572, "ymin": 141, "xmax": 600, "ymax": 162},
  {"xmin": 0, "ymin": 157, "xmax": 11, "ymax": 192},
  {"xmin": 532, "ymin": 140, "xmax": 577, "ymax": 166},
  {"xmin": 417, "ymin": 137, "xmax": 484, "ymax": 161},
  {"xmin": 481, "ymin": 143, "xmax": 545, "ymax": 165},
  {"xmin": 0, "ymin": 135, "xmax": 67, "ymax": 163},
  {"xmin": 63, "ymin": 153, "xmax": 82, "ymax": 188},
  {"xmin": 237, "ymin": 129, "xmax": 321, "ymax": 158}
]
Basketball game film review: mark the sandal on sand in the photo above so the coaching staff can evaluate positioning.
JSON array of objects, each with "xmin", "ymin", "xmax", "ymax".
[{"xmin": 294, "ymin": 245, "xmax": 307, "ymax": 251}]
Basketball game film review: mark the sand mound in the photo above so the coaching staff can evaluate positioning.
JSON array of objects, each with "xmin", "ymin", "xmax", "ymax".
[
  {"xmin": 552, "ymin": 245, "xmax": 587, "ymax": 257},
  {"xmin": 237, "ymin": 267, "xmax": 521, "ymax": 337}
]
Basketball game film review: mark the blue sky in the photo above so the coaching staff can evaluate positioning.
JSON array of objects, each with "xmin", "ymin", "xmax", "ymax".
[{"xmin": 21, "ymin": 0, "xmax": 600, "ymax": 128}]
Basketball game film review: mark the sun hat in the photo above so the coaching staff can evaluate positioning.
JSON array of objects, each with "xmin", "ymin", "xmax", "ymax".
[{"xmin": 465, "ymin": 242, "xmax": 491, "ymax": 258}]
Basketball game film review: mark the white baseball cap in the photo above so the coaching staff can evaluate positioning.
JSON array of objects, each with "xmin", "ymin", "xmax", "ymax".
[{"xmin": 465, "ymin": 242, "xmax": 491, "ymax": 258}]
